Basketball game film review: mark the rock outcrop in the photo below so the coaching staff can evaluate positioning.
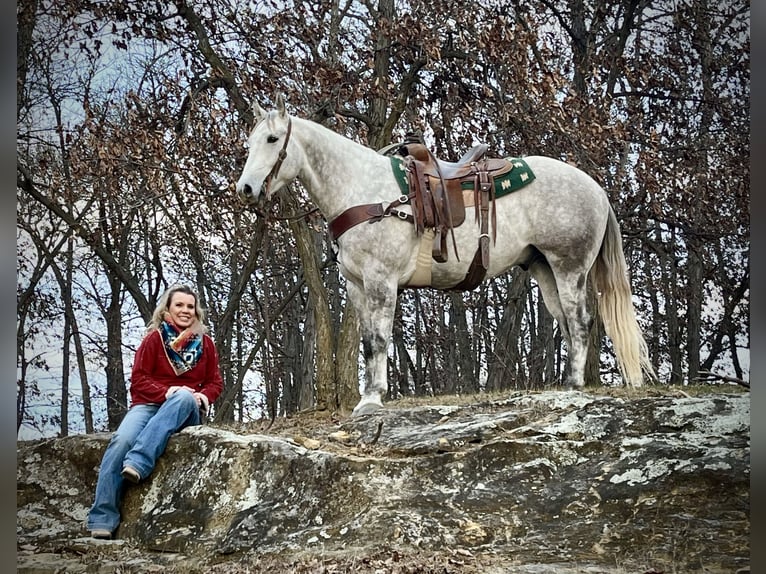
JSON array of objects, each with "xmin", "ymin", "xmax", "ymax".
[{"xmin": 17, "ymin": 390, "xmax": 750, "ymax": 573}]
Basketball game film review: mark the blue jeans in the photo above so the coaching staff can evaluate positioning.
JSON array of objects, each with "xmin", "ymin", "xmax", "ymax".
[{"xmin": 86, "ymin": 390, "xmax": 201, "ymax": 533}]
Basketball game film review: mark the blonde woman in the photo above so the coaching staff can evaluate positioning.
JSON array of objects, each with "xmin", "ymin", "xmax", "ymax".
[{"xmin": 87, "ymin": 284, "xmax": 223, "ymax": 539}]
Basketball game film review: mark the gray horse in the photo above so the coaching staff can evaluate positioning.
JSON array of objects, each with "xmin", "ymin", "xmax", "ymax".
[{"xmin": 236, "ymin": 95, "xmax": 655, "ymax": 415}]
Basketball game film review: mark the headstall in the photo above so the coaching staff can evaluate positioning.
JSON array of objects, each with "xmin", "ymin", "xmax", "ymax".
[{"xmin": 263, "ymin": 117, "xmax": 292, "ymax": 196}]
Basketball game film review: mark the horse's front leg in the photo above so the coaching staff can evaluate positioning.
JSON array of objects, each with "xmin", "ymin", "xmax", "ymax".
[{"xmin": 347, "ymin": 279, "xmax": 398, "ymax": 416}]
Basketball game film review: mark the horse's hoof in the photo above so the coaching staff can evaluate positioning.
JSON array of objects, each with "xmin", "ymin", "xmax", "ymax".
[{"xmin": 351, "ymin": 402, "xmax": 383, "ymax": 417}]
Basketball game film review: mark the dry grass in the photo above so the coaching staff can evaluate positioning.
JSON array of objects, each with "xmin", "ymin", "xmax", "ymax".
[
  {"xmin": 372, "ymin": 382, "xmax": 746, "ymax": 409},
  {"xmin": 217, "ymin": 382, "xmax": 748, "ymax": 442}
]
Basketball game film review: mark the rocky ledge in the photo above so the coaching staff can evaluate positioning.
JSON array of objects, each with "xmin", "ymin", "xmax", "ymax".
[{"xmin": 17, "ymin": 389, "xmax": 750, "ymax": 573}]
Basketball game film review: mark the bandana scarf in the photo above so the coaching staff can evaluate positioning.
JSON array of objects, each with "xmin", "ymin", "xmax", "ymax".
[{"xmin": 159, "ymin": 320, "xmax": 203, "ymax": 375}]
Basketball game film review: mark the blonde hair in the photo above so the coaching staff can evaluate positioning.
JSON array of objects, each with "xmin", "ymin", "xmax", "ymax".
[{"xmin": 145, "ymin": 284, "xmax": 209, "ymax": 336}]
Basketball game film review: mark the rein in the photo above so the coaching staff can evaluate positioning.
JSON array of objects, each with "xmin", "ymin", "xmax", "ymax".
[{"xmin": 263, "ymin": 117, "xmax": 292, "ymax": 197}]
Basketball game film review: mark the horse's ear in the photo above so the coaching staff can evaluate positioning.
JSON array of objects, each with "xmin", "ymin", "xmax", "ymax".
[
  {"xmin": 252, "ymin": 101, "xmax": 267, "ymax": 122},
  {"xmin": 275, "ymin": 93, "xmax": 286, "ymax": 118}
]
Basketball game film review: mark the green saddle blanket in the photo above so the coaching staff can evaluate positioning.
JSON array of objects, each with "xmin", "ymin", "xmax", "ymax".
[{"xmin": 390, "ymin": 156, "xmax": 536, "ymax": 198}]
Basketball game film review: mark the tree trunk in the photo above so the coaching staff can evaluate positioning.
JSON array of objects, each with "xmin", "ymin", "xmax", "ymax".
[
  {"xmin": 287, "ymin": 202, "xmax": 335, "ymax": 411},
  {"xmin": 74, "ymin": 317, "xmax": 94, "ymax": 433},
  {"xmin": 391, "ymin": 309, "xmax": 409, "ymax": 399},
  {"xmin": 57, "ymin": 238, "xmax": 81, "ymax": 436},
  {"xmin": 449, "ymin": 292, "xmax": 476, "ymax": 393},
  {"xmin": 663, "ymin": 227, "xmax": 684, "ymax": 385},
  {"xmin": 335, "ymin": 302, "xmax": 360, "ymax": 413},
  {"xmin": 299, "ymin": 296, "xmax": 317, "ymax": 411},
  {"xmin": 686, "ymin": 0, "xmax": 714, "ymax": 386},
  {"xmin": 583, "ymin": 284, "xmax": 602, "ymax": 386},
  {"xmin": 16, "ymin": 0, "xmax": 37, "ymax": 114},
  {"xmin": 568, "ymin": 0, "xmax": 592, "ymax": 102},
  {"xmin": 60, "ymin": 279, "xmax": 71, "ymax": 436},
  {"xmin": 414, "ymin": 292, "xmax": 427, "ymax": 396},
  {"xmin": 530, "ymin": 290, "xmax": 555, "ymax": 387},
  {"xmin": 686, "ymin": 241, "xmax": 703, "ymax": 384},
  {"xmin": 486, "ymin": 269, "xmax": 529, "ymax": 390},
  {"xmin": 104, "ymin": 275, "xmax": 128, "ymax": 430},
  {"xmin": 643, "ymin": 247, "xmax": 662, "ymax": 375}
]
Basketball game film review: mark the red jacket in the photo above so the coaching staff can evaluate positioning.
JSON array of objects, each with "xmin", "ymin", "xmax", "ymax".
[{"xmin": 129, "ymin": 330, "xmax": 224, "ymax": 407}]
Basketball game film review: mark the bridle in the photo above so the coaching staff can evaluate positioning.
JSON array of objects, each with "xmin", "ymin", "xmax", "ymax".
[
  {"xmin": 248, "ymin": 116, "xmax": 319, "ymax": 222},
  {"xmin": 262, "ymin": 117, "xmax": 292, "ymax": 197}
]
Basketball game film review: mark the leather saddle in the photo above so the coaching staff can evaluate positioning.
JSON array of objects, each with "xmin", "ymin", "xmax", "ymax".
[
  {"xmin": 327, "ymin": 138, "xmax": 517, "ymax": 291},
  {"xmin": 400, "ymin": 142, "xmax": 512, "ymax": 270}
]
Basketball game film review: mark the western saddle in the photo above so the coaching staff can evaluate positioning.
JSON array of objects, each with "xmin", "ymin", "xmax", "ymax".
[{"xmin": 328, "ymin": 139, "xmax": 514, "ymax": 290}]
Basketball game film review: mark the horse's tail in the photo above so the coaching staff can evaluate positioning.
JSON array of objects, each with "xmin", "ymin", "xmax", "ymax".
[{"xmin": 591, "ymin": 205, "xmax": 656, "ymax": 387}]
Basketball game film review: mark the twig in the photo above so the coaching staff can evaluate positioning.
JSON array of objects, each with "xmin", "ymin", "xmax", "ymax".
[
  {"xmin": 369, "ymin": 420, "xmax": 384, "ymax": 445},
  {"xmin": 696, "ymin": 370, "xmax": 750, "ymax": 389}
]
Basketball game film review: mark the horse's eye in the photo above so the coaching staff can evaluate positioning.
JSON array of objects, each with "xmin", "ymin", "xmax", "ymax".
[{"xmin": 267, "ymin": 135, "xmax": 279, "ymax": 144}]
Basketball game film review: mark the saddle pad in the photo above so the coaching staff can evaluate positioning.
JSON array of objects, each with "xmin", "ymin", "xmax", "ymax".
[{"xmin": 390, "ymin": 156, "xmax": 536, "ymax": 199}]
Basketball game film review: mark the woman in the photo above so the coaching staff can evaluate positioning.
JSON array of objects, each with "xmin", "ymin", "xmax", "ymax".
[{"xmin": 87, "ymin": 284, "xmax": 224, "ymax": 539}]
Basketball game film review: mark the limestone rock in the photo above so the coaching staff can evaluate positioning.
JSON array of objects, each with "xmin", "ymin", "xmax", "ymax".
[{"xmin": 17, "ymin": 390, "xmax": 750, "ymax": 573}]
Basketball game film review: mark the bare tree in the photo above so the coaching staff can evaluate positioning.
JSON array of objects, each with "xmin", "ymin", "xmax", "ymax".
[{"xmin": 16, "ymin": 0, "xmax": 749, "ymax": 437}]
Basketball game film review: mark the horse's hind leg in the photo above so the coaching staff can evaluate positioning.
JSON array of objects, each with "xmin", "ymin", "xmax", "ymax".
[
  {"xmin": 528, "ymin": 257, "xmax": 569, "ymax": 343},
  {"xmin": 528, "ymin": 258, "xmax": 592, "ymax": 388},
  {"xmin": 347, "ymin": 279, "xmax": 397, "ymax": 416},
  {"xmin": 555, "ymin": 269, "xmax": 593, "ymax": 388}
]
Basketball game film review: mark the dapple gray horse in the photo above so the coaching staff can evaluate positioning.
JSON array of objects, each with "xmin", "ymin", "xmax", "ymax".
[{"xmin": 236, "ymin": 95, "xmax": 654, "ymax": 416}]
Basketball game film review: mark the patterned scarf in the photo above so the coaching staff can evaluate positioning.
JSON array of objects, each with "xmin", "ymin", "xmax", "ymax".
[{"xmin": 159, "ymin": 320, "xmax": 203, "ymax": 375}]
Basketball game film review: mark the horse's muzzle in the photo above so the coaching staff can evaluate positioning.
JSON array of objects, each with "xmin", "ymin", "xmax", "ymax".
[
  {"xmin": 237, "ymin": 182, "xmax": 262, "ymax": 205},
  {"xmin": 238, "ymin": 183, "xmax": 253, "ymax": 201}
]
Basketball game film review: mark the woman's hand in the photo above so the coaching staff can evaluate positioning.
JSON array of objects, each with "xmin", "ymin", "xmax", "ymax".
[
  {"xmin": 165, "ymin": 386, "xmax": 208, "ymax": 413},
  {"xmin": 193, "ymin": 392, "xmax": 210, "ymax": 413}
]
